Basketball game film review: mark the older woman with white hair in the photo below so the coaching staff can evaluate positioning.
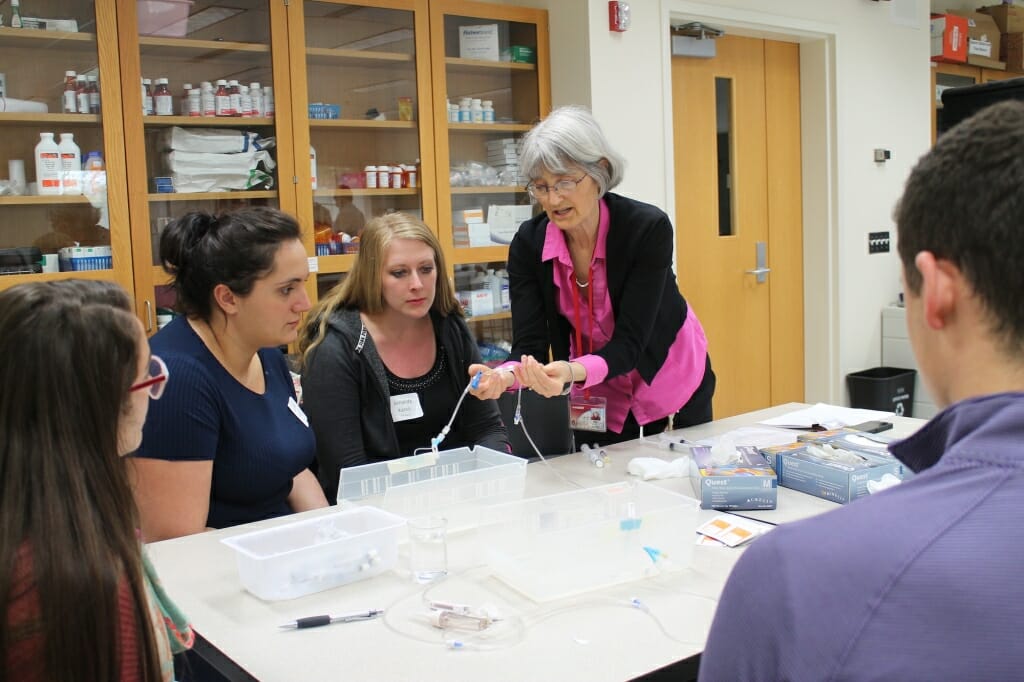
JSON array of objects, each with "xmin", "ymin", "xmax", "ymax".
[{"xmin": 470, "ymin": 105, "xmax": 715, "ymax": 446}]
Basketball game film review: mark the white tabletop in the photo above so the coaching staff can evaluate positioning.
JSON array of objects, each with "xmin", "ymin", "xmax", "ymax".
[{"xmin": 147, "ymin": 404, "xmax": 924, "ymax": 682}]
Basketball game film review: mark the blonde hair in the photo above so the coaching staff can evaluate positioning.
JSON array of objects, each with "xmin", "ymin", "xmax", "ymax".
[{"xmin": 298, "ymin": 213, "xmax": 461, "ymax": 367}]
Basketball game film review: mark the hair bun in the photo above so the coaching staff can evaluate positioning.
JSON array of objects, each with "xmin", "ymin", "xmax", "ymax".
[{"xmin": 159, "ymin": 212, "xmax": 215, "ymax": 272}]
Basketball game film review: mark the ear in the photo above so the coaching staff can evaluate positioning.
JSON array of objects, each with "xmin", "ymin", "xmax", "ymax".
[
  {"xmin": 212, "ymin": 283, "xmax": 239, "ymax": 316},
  {"xmin": 914, "ymin": 251, "xmax": 961, "ymax": 331}
]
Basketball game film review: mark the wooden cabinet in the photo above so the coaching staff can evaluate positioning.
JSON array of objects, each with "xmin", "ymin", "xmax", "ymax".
[
  {"xmin": 931, "ymin": 62, "xmax": 1021, "ymax": 143},
  {"xmin": 0, "ymin": 0, "xmax": 549, "ymax": 334},
  {"xmin": 0, "ymin": 2, "xmax": 132, "ymax": 294}
]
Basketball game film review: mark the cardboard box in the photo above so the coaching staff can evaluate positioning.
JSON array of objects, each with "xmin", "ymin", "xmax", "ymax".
[
  {"xmin": 459, "ymin": 24, "xmax": 500, "ymax": 61},
  {"xmin": 760, "ymin": 441, "xmax": 903, "ymax": 505},
  {"xmin": 981, "ymin": 4, "xmax": 1024, "ymax": 34},
  {"xmin": 951, "ymin": 11, "xmax": 1003, "ymax": 67},
  {"xmin": 1002, "ymin": 32, "xmax": 1024, "ymax": 71},
  {"xmin": 932, "ymin": 13, "xmax": 968, "ymax": 63},
  {"xmin": 690, "ymin": 445, "xmax": 777, "ymax": 511}
]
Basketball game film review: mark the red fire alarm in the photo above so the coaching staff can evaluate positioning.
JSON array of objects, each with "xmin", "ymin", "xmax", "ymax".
[{"xmin": 609, "ymin": 1, "xmax": 630, "ymax": 32}]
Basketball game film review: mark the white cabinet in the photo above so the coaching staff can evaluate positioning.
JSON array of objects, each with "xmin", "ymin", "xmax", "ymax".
[{"xmin": 881, "ymin": 305, "xmax": 938, "ymax": 419}]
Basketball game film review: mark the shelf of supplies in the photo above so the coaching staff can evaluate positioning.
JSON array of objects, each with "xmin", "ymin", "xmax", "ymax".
[
  {"xmin": 138, "ymin": 36, "xmax": 270, "ymax": 59},
  {"xmin": 0, "ymin": 269, "xmax": 111, "ymax": 286},
  {"xmin": 305, "ymin": 47, "xmax": 412, "ymax": 66},
  {"xmin": 0, "ymin": 113, "xmax": 101, "ymax": 125},
  {"xmin": 451, "ymin": 186, "xmax": 526, "ymax": 195},
  {"xmin": 465, "ymin": 311, "xmax": 511, "ymax": 323},
  {"xmin": 0, "ymin": 195, "xmax": 96, "ymax": 205},
  {"xmin": 448, "ymin": 122, "xmax": 531, "ymax": 133},
  {"xmin": 147, "ymin": 190, "xmax": 277, "ymax": 202},
  {"xmin": 315, "ymin": 254, "xmax": 357, "ymax": 274},
  {"xmin": 309, "ymin": 119, "xmax": 417, "ymax": 130},
  {"xmin": 451, "ymin": 246, "xmax": 509, "ymax": 264},
  {"xmin": 314, "ymin": 188, "xmax": 419, "ymax": 197},
  {"xmin": 0, "ymin": 26, "xmax": 96, "ymax": 50},
  {"xmin": 143, "ymin": 115, "xmax": 276, "ymax": 127},
  {"xmin": 445, "ymin": 57, "xmax": 535, "ymax": 73}
]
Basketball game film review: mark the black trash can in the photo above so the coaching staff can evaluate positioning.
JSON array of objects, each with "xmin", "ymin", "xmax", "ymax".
[{"xmin": 846, "ymin": 367, "xmax": 916, "ymax": 417}]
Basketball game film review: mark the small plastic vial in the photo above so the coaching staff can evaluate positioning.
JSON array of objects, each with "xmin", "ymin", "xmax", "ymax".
[
  {"xmin": 364, "ymin": 165, "xmax": 378, "ymax": 189},
  {"xmin": 482, "ymin": 100, "xmax": 494, "ymax": 123},
  {"xmin": 188, "ymin": 89, "xmax": 201, "ymax": 117},
  {"xmin": 154, "ymin": 78, "xmax": 173, "ymax": 116},
  {"xmin": 75, "ymin": 75, "xmax": 89, "ymax": 114},
  {"xmin": 214, "ymin": 80, "xmax": 230, "ymax": 117},
  {"xmin": 87, "ymin": 75, "xmax": 100, "ymax": 114},
  {"xmin": 141, "ymin": 78, "xmax": 154, "ymax": 116},
  {"xmin": 180, "ymin": 82, "xmax": 193, "ymax": 116},
  {"xmin": 63, "ymin": 71, "xmax": 78, "ymax": 114},
  {"xmin": 263, "ymin": 85, "xmax": 275, "ymax": 117}
]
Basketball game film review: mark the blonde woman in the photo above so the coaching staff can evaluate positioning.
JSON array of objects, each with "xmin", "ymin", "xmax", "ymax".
[{"xmin": 299, "ymin": 213, "xmax": 509, "ymax": 501}]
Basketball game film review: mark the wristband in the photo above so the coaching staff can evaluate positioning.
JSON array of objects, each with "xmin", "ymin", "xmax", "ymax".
[{"xmin": 559, "ymin": 360, "xmax": 575, "ymax": 396}]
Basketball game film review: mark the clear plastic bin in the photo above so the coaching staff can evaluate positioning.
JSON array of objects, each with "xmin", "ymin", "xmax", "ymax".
[
  {"xmin": 478, "ymin": 481, "xmax": 700, "ymax": 602},
  {"xmin": 137, "ymin": 0, "xmax": 193, "ymax": 37},
  {"xmin": 337, "ymin": 446, "xmax": 527, "ymax": 529},
  {"xmin": 221, "ymin": 507, "xmax": 405, "ymax": 601}
]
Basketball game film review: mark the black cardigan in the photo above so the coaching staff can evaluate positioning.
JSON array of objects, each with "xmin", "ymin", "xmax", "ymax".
[
  {"xmin": 508, "ymin": 192, "xmax": 690, "ymax": 385},
  {"xmin": 301, "ymin": 308, "xmax": 510, "ymax": 502}
]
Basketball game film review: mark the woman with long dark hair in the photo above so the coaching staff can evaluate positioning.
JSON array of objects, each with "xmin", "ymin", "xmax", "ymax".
[{"xmin": 0, "ymin": 280, "xmax": 191, "ymax": 681}]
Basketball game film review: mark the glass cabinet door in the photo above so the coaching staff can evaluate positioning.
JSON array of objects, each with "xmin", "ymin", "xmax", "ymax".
[
  {"xmin": 117, "ymin": 0, "xmax": 293, "ymax": 330},
  {"xmin": 289, "ymin": 0, "xmax": 434, "ymax": 299},
  {"xmin": 429, "ymin": 0, "xmax": 548, "ymax": 345},
  {"xmin": 0, "ymin": 1, "xmax": 131, "ymax": 293}
]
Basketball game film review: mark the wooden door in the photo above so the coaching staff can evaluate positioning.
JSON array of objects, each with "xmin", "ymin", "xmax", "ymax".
[{"xmin": 673, "ymin": 35, "xmax": 804, "ymax": 418}]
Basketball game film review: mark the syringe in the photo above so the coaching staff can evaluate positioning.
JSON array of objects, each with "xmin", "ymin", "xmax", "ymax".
[{"xmin": 580, "ymin": 443, "xmax": 610, "ymax": 468}]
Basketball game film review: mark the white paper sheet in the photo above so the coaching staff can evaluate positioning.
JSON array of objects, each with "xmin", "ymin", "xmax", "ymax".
[{"xmin": 757, "ymin": 402, "xmax": 893, "ymax": 429}]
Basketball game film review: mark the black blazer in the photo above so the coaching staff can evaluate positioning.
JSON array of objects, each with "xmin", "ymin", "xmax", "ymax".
[{"xmin": 507, "ymin": 192, "xmax": 690, "ymax": 385}]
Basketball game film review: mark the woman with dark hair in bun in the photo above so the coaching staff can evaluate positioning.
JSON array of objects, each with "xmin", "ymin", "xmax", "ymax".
[{"xmin": 130, "ymin": 207, "xmax": 327, "ymax": 542}]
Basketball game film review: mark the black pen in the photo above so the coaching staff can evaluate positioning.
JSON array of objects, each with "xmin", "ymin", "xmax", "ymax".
[{"xmin": 279, "ymin": 609, "xmax": 383, "ymax": 629}]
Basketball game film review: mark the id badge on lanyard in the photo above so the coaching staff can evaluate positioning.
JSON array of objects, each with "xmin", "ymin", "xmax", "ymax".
[{"xmin": 569, "ymin": 264, "xmax": 607, "ymax": 432}]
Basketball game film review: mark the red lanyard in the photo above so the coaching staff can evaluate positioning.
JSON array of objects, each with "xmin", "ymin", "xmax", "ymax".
[{"xmin": 570, "ymin": 265, "xmax": 594, "ymax": 399}]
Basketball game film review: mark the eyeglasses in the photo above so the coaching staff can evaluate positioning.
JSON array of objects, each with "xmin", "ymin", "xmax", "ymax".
[
  {"xmin": 525, "ymin": 175, "xmax": 587, "ymax": 199},
  {"xmin": 130, "ymin": 355, "xmax": 169, "ymax": 400}
]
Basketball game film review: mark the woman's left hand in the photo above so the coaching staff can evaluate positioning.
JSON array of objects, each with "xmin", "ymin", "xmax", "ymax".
[{"xmin": 514, "ymin": 355, "xmax": 569, "ymax": 398}]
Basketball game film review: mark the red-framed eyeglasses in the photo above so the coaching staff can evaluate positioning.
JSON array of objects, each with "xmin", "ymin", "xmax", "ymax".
[{"xmin": 130, "ymin": 355, "xmax": 169, "ymax": 400}]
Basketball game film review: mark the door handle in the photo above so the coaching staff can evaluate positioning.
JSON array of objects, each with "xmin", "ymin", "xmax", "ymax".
[{"xmin": 745, "ymin": 241, "xmax": 771, "ymax": 283}]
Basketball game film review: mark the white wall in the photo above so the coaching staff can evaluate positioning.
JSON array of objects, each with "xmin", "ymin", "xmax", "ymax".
[{"xmin": 480, "ymin": 0, "xmax": 933, "ymax": 404}]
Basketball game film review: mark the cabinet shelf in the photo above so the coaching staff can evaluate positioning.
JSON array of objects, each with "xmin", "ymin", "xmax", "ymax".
[
  {"xmin": 451, "ymin": 245, "xmax": 510, "ymax": 264},
  {"xmin": 305, "ymin": 47, "xmax": 412, "ymax": 66},
  {"xmin": 0, "ymin": 26, "xmax": 95, "ymax": 50},
  {"xmin": 449, "ymin": 122, "xmax": 532, "ymax": 133},
  {"xmin": 147, "ymin": 190, "xmax": 278, "ymax": 202},
  {"xmin": 465, "ymin": 311, "xmax": 511, "ymax": 323},
  {"xmin": 0, "ymin": 269, "xmax": 112, "ymax": 288},
  {"xmin": 138, "ymin": 36, "xmax": 270, "ymax": 59},
  {"xmin": 143, "ymin": 116, "xmax": 276, "ymax": 127},
  {"xmin": 309, "ymin": 119, "xmax": 417, "ymax": 130},
  {"xmin": 315, "ymin": 188, "xmax": 419, "ymax": 197},
  {"xmin": 315, "ymin": 254, "xmax": 358, "ymax": 274},
  {"xmin": 0, "ymin": 195, "xmax": 98, "ymax": 205},
  {"xmin": 445, "ymin": 57, "xmax": 535, "ymax": 73},
  {"xmin": 451, "ymin": 186, "xmax": 526, "ymax": 194},
  {"xmin": 0, "ymin": 113, "xmax": 101, "ymax": 125}
]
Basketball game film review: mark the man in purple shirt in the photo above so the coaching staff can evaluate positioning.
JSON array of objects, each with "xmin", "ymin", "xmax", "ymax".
[{"xmin": 699, "ymin": 100, "xmax": 1024, "ymax": 681}]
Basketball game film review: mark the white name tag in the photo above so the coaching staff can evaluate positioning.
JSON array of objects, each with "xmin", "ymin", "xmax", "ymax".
[
  {"xmin": 390, "ymin": 392, "xmax": 424, "ymax": 422},
  {"xmin": 288, "ymin": 396, "xmax": 309, "ymax": 427}
]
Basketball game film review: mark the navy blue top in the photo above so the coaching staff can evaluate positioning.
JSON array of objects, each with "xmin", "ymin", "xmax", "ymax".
[{"xmin": 135, "ymin": 317, "xmax": 316, "ymax": 528}]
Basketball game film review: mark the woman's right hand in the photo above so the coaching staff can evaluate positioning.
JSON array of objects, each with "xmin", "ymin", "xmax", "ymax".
[{"xmin": 468, "ymin": 363, "xmax": 513, "ymax": 400}]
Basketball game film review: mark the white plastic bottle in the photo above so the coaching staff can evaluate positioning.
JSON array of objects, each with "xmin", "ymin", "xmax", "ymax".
[
  {"xmin": 58, "ymin": 133, "xmax": 82, "ymax": 194},
  {"xmin": 180, "ymin": 82, "xmax": 193, "ymax": 116},
  {"xmin": 239, "ymin": 84, "xmax": 252, "ymax": 117},
  {"xmin": 249, "ymin": 82, "xmax": 263, "ymax": 117},
  {"xmin": 153, "ymin": 78, "xmax": 173, "ymax": 116},
  {"xmin": 497, "ymin": 268, "xmax": 510, "ymax": 310},
  {"xmin": 141, "ymin": 78, "xmax": 154, "ymax": 116},
  {"xmin": 35, "ymin": 132, "xmax": 63, "ymax": 195},
  {"xmin": 485, "ymin": 268, "xmax": 501, "ymax": 307},
  {"xmin": 200, "ymin": 82, "xmax": 215, "ymax": 117},
  {"xmin": 470, "ymin": 98, "xmax": 483, "ymax": 123},
  {"xmin": 459, "ymin": 98, "xmax": 471, "ymax": 122},
  {"xmin": 482, "ymin": 100, "xmax": 495, "ymax": 123},
  {"xmin": 263, "ymin": 85, "xmax": 275, "ymax": 117},
  {"xmin": 364, "ymin": 165, "xmax": 378, "ymax": 189},
  {"xmin": 310, "ymin": 146, "xmax": 318, "ymax": 190}
]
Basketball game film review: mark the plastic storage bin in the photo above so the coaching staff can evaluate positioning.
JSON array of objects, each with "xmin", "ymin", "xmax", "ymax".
[
  {"xmin": 478, "ymin": 481, "xmax": 700, "ymax": 602},
  {"xmin": 846, "ymin": 366, "xmax": 916, "ymax": 417},
  {"xmin": 137, "ymin": 0, "xmax": 193, "ymax": 37},
  {"xmin": 337, "ymin": 446, "xmax": 527, "ymax": 529},
  {"xmin": 221, "ymin": 507, "xmax": 405, "ymax": 601}
]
